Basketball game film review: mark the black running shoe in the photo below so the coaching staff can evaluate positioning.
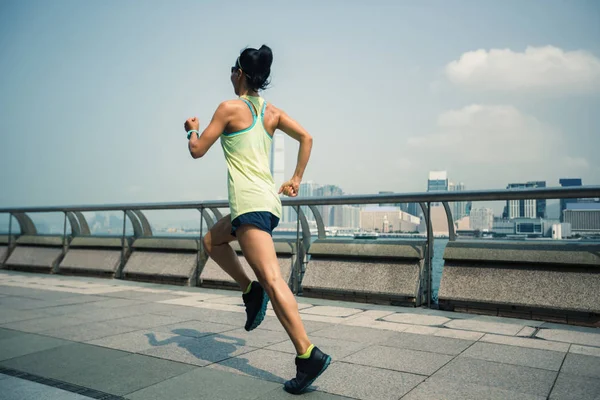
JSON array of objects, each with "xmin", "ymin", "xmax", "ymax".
[
  {"xmin": 284, "ymin": 346, "xmax": 332, "ymax": 395},
  {"xmin": 242, "ymin": 281, "xmax": 269, "ymax": 331}
]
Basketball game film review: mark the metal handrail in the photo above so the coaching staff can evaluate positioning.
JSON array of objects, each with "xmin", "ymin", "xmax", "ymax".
[{"xmin": 1, "ymin": 186, "xmax": 598, "ymax": 213}]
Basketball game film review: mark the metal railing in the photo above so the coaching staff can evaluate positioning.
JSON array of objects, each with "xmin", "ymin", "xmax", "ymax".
[{"xmin": 2, "ymin": 186, "xmax": 600, "ymax": 306}]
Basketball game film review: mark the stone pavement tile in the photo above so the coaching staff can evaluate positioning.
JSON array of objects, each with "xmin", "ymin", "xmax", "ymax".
[
  {"xmin": 301, "ymin": 306, "xmax": 363, "ymax": 318},
  {"xmin": 403, "ymin": 325, "xmax": 441, "ymax": 335},
  {"xmin": 0, "ymin": 327, "xmax": 24, "ymax": 341},
  {"xmin": 383, "ymin": 313, "xmax": 450, "ymax": 326},
  {"xmin": 266, "ymin": 336, "xmax": 368, "ymax": 360},
  {"xmin": 341, "ymin": 316, "xmax": 412, "ymax": 333},
  {"xmin": 381, "ymin": 332, "xmax": 474, "ymax": 356},
  {"xmin": 140, "ymin": 333, "xmax": 258, "ymax": 366},
  {"xmin": 560, "ymin": 353, "xmax": 600, "ymax": 379},
  {"xmin": 480, "ymin": 333, "xmax": 570, "ymax": 352},
  {"xmin": 317, "ymin": 362, "xmax": 425, "ymax": 400},
  {"xmin": 460, "ymin": 342, "xmax": 565, "ymax": 371},
  {"xmin": 153, "ymin": 306, "xmax": 247, "ymax": 327},
  {"xmin": 1, "ymin": 342, "xmax": 130, "ymax": 381},
  {"xmin": 113, "ymin": 292, "xmax": 188, "ymax": 302},
  {"xmin": 88, "ymin": 298, "xmax": 148, "ymax": 308},
  {"xmin": 36, "ymin": 295, "xmax": 108, "ymax": 307},
  {"xmin": 87, "ymin": 329, "xmax": 182, "ymax": 353},
  {"xmin": 471, "ymin": 315, "xmax": 545, "ymax": 327},
  {"xmin": 204, "ymin": 296, "xmax": 245, "ymax": 306},
  {"xmin": 343, "ymin": 345, "xmax": 453, "ymax": 376},
  {"xmin": 0, "ymin": 296, "xmax": 50, "ymax": 310},
  {"xmin": 159, "ymin": 294, "xmax": 233, "ymax": 307},
  {"xmin": 68, "ymin": 307, "xmax": 148, "ymax": 323},
  {"xmin": 36, "ymin": 302, "xmax": 108, "ymax": 316},
  {"xmin": 256, "ymin": 316, "xmax": 331, "ymax": 333},
  {"xmin": 0, "ymin": 314, "xmax": 92, "ymax": 333},
  {"xmin": 536, "ymin": 328, "xmax": 600, "ymax": 347},
  {"xmin": 0, "ymin": 308, "xmax": 48, "ymax": 325},
  {"xmin": 0, "ymin": 376, "xmax": 91, "ymax": 400},
  {"xmin": 445, "ymin": 319, "xmax": 523, "ymax": 335},
  {"xmin": 402, "ymin": 377, "xmax": 546, "ymax": 400},
  {"xmin": 64, "ymin": 353, "xmax": 196, "ymax": 396},
  {"xmin": 268, "ymin": 302, "xmax": 314, "ymax": 311},
  {"xmin": 153, "ymin": 320, "xmax": 237, "ymax": 338},
  {"xmin": 432, "ymin": 357, "xmax": 557, "ymax": 397},
  {"xmin": 209, "ymin": 348, "xmax": 295, "ymax": 383},
  {"xmin": 310, "ymin": 324, "xmax": 396, "ymax": 344},
  {"xmin": 104, "ymin": 313, "xmax": 191, "ymax": 329},
  {"xmin": 0, "ymin": 333, "xmax": 71, "ymax": 361},
  {"xmin": 540, "ymin": 322, "xmax": 600, "ymax": 334},
  {"xmin": 38, "ymin": 320, "xmax": 141, "ymax": 342},
  {"xmin": 517, "ymin": 326, "xmax": 537, "ymax": 337},
  {"xmin": 125, "ymin": 367, "xmax": 280, "ymax": 400},
  {"xmin": 434, "ymin": 328, "xmax": 484, "ymax": 341},
  {"xmin": 214, "ymin": 328, "xmax": 289, "ymax": 348},
  {"xmin": 570, "ymin": 344, "xmax": 600, "ymax": 357},
  {"xmin": 549, "ymin": 373, "xmax": 600, "ymax": 400},
  {"xmin": 261, "ymin": 387, "xmax": 354, "ymax": 399}
]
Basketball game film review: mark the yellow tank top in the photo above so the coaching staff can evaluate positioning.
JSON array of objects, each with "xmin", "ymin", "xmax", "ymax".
[{"xmin": 220, "ymin": 95, "xmax": 282, "ymax": 220}]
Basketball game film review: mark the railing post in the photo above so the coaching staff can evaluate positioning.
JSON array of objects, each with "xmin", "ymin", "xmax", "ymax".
[
  {"xmin": 7, "ymin": 213, "xmax": 12, "ymax": 248},
  {"xmin": 118, "ymin": 210, "xmax": 127, "ymax": 279},
  {"xmin": 294, "ymin": 205, "xmax": 301, "ymax": 295},
  {"xmin": 197, "ymin": 206, "xmax": 205, "ymax": 287},
  {"xmin": 427, "ymin": 201, "xmax": 432, "ymax": 308}
]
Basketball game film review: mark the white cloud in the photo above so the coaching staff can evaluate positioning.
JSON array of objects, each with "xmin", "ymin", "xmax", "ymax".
[
  {"xmin": 406, "ymin": 105, "xmax": 591, "ymax": 188},
  {"xmin": 445, "ymin": 46, "xmax": 600, "ymax": 92}
]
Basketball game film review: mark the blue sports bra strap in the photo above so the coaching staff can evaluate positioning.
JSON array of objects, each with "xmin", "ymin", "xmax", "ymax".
[{"xmin": 241, "ymin": 98, "xmax": 257, "ymax": 117}]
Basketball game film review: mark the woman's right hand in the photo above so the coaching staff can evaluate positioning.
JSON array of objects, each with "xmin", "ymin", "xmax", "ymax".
[{"xmin": 279, "ymin": 177, "xmax": 300, "ymax": 197}]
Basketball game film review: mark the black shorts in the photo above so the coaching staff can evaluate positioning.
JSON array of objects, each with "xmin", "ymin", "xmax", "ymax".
[{"xmin": 231, "ymin": 212, "xmax": 280, "ymax": 237}]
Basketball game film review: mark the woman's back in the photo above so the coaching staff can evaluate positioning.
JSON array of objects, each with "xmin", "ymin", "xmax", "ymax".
[{"xmin": 220, "ymin": 95, "xmax": 282, "ymax": 220}]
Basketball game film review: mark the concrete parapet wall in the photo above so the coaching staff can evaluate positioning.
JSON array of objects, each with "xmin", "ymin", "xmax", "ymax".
[
  {"xmin": 200, "ymin": 239, "xmax": 294, "ymax": 289},
  {"xmin": 59, "ymin": 249, "xmax": 122, "ymax": 276},
  {"xmin": 16, "ymin": 235, "xmax": 64, "ymax": 247},
  {"xmin": 439, "ymin": 241, "xmax": 600, "ymax": 320},
  {"xmin": 69, "ymin": 236, "xmax": 125, "ymax": 249},
  {"xmin": 122, "ymin": 237, "xmax": 200, "ymax": 285},
  {"xmin": 302, "ymin": 240, "xmax": 427, "ymax": 305},
  {"xmin": 4, "ymin": 246, "xmax": 63, "ymax": 273}
]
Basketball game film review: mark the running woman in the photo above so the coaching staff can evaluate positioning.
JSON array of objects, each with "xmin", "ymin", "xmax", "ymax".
[{"xmin": 184, "ymin": 45, "xmax": 331, "ymax": 394}]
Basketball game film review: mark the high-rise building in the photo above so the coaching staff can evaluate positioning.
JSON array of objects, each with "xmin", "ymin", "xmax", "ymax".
[
  {"xmin": 316, "ymin": 185, "xmax": 343, "ymax": 227},
  {"xmin": 334, "ymin": 205, "xmax": 361, "ymax": 228},
  {"xmin": 504, "ymin": 181, "xmax": 546, "ymax": 219},
  {"xmin": 428, "ymin": 171, "xmax": 448, "ymax": 192},
  {"xmin": 269, "ymin": 132, "xmax": 288, "ymax": 221},
  {"xmin": 559, "ymin": 178, "xmax": 583, "ymax": 222},
  {"xmin": 449, "ymin": 182, "xmax": 471, "ymax": 221},
  {"xmin": 297, "ymin": 181, "xmax": 320, "ymax": 222},
  {"xmin": 360, "ymin": 207, "xmax": 420, "ymax": 232},
  {"xmin": 563, "ymin": 203, "xmax": 600, "ymax": 234},
  {"xmin": 470, "ymin": 208, "xmax": 494, "ymax": 231}
]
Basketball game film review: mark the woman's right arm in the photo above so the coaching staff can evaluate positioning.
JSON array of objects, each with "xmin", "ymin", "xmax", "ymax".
[{"xmin": 276, "ymin": 109, "xmax": 313, "ymax": 197}]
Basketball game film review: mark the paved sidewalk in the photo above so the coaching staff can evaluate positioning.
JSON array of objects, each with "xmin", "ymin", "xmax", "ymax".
[{"xmin": 0, "ymin": 270, "xmax": 599, "ymax": 399}]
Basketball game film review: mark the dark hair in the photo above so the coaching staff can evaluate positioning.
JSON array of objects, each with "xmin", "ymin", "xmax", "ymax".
[{"xmin": 237, "ymin": 45, "xmax": 273, "ymax": 91}]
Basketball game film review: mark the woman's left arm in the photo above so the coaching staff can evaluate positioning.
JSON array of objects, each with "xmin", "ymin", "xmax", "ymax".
[{"xmin": 185, "ymin": 102, "xmax": 232, "ymax": 159}]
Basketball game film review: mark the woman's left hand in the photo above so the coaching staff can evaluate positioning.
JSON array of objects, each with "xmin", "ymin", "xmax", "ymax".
[{"xmin": 184, "ymin": 117, "xmax": 200, "ymax": 133}]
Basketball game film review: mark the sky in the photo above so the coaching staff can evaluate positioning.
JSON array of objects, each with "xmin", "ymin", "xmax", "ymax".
[{"xmin": 1, "ymin": 0, "xmax": 599, "ymax": 210}]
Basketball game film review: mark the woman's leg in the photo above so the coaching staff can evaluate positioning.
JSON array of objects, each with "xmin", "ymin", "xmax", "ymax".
[
  {"xmin": 235, "ymin": 224, "xmax": 311, "ymax": 354},
  {"xmin": 203, "ymin": 215, "xmax": 251, "ymax": 291}
]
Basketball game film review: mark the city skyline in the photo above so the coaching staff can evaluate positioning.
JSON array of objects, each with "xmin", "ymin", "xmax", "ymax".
[{"xmin": 1, "ymin": 1, "xmax": 599, "ymax": 209}]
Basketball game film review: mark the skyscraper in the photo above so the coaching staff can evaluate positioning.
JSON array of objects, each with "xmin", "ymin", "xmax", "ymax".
[
  {"xmin": 298, "ymin": 181, "xmax": 320, "ymax": 222},
  {"xmin": 504, "ymin": 181, "xmax": 546, "ymax": 219},
  {"xmin": 559, "ymin": 178, "xmax": 583, "ymax": 222},
  {"xmin": 449, "ymin": 182, "xmax": 471, "ymax": 221},
  {"xmin": 316, "ymin": 185, "xmax": 343, "ymax": 227},
  {"xmin": 428, "ymin": 171, "xmax": 448, "ymax": 192},
  {"xmin": 270, "ymin": 132, "xmax": 287, "ymax": 220},
  {"xmin": 470, "ymin": 208, "xmax": 494, "ymax": 231}
]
